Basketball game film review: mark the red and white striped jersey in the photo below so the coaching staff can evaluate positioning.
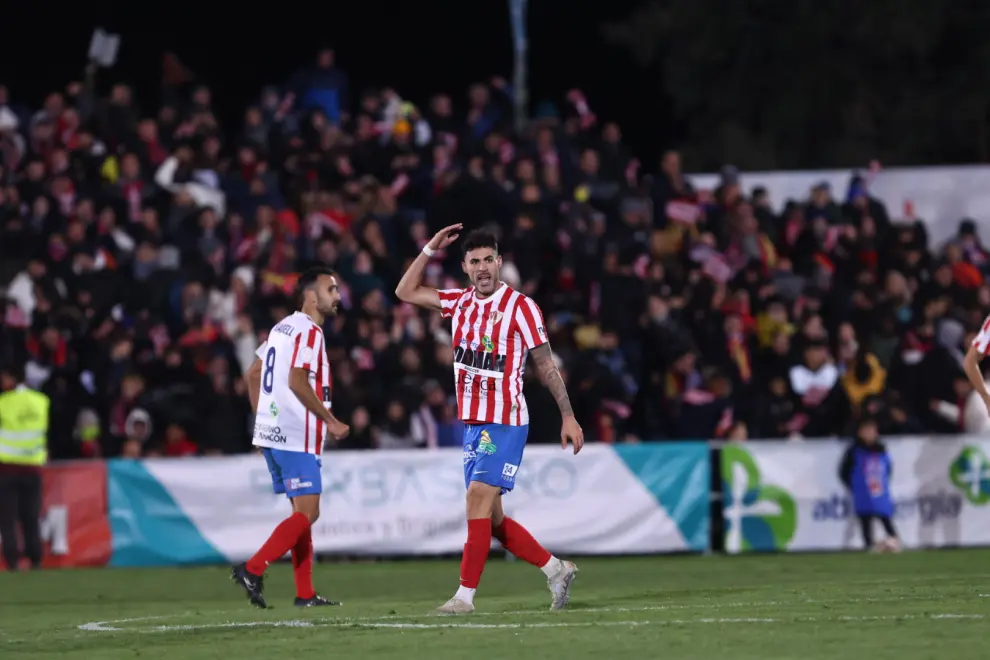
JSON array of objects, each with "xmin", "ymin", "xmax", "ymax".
[
  {"xmin": 973, "ymin": 314, "xmax": 990, "ymax": 355},
  {"xmin": 252, "ymin": 312, "xmax": 332, "ymax": 455},
  {"xmin": 438, "ymin": 283, "xmax": 549, "ymax": 426}
]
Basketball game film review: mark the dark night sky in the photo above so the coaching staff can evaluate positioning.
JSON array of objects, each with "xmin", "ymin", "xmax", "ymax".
[{"xmin": 0, "ymin": 0, "xmax": 670, "ymax": 164}]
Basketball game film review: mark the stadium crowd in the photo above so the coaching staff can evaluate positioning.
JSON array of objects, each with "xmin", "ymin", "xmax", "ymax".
[{"xmin": 2, "ymin": 48, "xmax": 990, "ymax": 460}]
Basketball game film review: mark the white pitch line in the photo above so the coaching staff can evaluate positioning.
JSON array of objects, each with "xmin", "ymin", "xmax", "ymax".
[
  {"xmin": 77, "ymin": 612, "xmax": 986, "ymax": 634},
  {"xmin": 71, "ymin": 601, "xmax": 791, "ymax": 632},
  {"xmin": 359, "ymin": 618, "xmax": 777, "ymax": 630},
  {"xmin": 82, "ymin": 617, "xmax": 781, "ymax": 633},
  {"xmin": 284, "ymin": 613, "xmax": 987, "ymax": 630},
  {"xmin": 79, "ymin": 603, "xmax": 759, "ymax": 632},
  {"xmin": 79, "ymin": 615, "xmax": 178, "ymax": 632},
  {"xmin": 74, "ymin": 592, "xmax": 986, "ymax": 634},
  {"xmin": 362, "ymin": 613, "xmax": 987, "ymax": 630},
  {"xmin": 147, "ymin": 620, "xmax": 316, "ymax": 631},
  {"xmin": 914, "ymin": 614, "xmax": 982, "ymax": 620}
]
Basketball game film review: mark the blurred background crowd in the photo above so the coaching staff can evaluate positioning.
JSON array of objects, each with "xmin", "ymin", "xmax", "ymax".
[{"xmin": 2, "ymin": 48, "xmax": 990, "ymax": 460}]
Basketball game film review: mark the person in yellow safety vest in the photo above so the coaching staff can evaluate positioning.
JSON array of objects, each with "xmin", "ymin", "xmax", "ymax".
[{"xmin": 0, "ymin": 363, "xmax": 50, "ymax": 571}]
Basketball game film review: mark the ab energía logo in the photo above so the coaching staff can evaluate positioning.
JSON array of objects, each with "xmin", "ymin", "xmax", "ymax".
[
  {"xmin": 721, "ymin": 446, "xmax": 797, "ymax": 553},
  {"xmin": 950, "ymin": 446, "xmax": 990, "ymax": 505}
]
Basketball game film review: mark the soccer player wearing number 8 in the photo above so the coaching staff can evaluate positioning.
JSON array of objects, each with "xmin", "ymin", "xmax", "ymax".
[
  {"xmin": 231, "ymin": 267, "xmax": 350, "ymax": 609},
  {"xmin": 396, "ymin": 227, "xmax": 584, "ymax": 615}
]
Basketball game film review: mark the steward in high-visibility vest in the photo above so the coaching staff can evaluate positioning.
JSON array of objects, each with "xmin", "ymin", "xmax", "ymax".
[
  {"xmin": 0, "ymin": 365, "xmax": 49, "ymax": 571},
  {"xmin": 0, "ymin": 385, "xmax": 50, "ymax": 466}
]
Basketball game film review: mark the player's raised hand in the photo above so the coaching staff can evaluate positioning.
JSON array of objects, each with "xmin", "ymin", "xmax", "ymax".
[
  {"xmin": 427, "ymin": 224, "xmax": 463, "ymax": 251},
  {"xmin": 561, "ymin": 415, "xmax": 584, "ymax": 455}
]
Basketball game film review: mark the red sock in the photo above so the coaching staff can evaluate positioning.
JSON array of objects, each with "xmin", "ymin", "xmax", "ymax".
[
  {"xmin": 246, "ymin": 512, "xmax": 310, "ymax": 576},
  {"xmin": 459, "ymin": 518, "xmax": 492, "ymax": 589},
  {"xmin": 292, "ymin": 526, "xmax": 315, "ymax": 600},
  {"xmin": 493, "ymin": 517, "xmax": 552, "ymax": 568}
]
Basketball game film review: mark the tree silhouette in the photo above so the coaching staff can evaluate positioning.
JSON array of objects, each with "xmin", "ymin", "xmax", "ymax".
[{"xmin": 603, "ymin": 0, "xmax": 990, "ymax": 169}]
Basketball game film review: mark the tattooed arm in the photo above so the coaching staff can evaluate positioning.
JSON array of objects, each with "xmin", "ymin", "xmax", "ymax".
[
  {"xmin": 530, "ymin": 343, "xmax": 584, "ymax": 453},
  {"xmin": 530, "ymin": 343, "xmax": 573, "ymax": 417}
]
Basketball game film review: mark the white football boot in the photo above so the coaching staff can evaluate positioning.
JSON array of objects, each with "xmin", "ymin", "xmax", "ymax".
[
  {"xmin": 547, "ymin": 560, "xmax": 579, "ymax": 611},
  {"xmin": 435, "ymin": 597, "xmax": 476, "ymax": 615}
]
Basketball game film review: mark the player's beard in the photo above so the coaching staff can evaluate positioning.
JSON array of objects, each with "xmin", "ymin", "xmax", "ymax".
[
  {"xmin": 316, "ymin": 297, "xmax": 338, "ymax": 317},
  {"xmin": 474, "ymin": 271, "xmax": 497, "ymax": 294}
]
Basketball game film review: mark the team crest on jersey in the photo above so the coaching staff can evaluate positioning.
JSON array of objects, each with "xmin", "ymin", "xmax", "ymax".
[
  {"xmin": 482, "ymin": 335, "xmax": 494, "ymax": 351},
  {"xmin": 269, "ymin": 401, "xmax": 279, "ymax": 417},
  {"xmin": 489, "ymin": 310, "xmax": 504, "ymax": 324},
  {"xmin": 478, "ymin": 430, "xmax": 497, "ymax": 454}
]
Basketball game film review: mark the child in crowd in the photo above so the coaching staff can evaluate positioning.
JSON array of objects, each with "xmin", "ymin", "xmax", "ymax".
[{"xmin": 839, "ymin": 416, "xmax": 901, "ymax": 552}]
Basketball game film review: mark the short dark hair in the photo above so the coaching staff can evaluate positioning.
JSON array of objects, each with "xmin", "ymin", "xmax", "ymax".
[
  {"xmin": 461, "ymin": 229, "xmax": 498, "ymax": 259},
  {"xmin": 294, "ymin": 266, "xmax": 336, "ymax": 310}
]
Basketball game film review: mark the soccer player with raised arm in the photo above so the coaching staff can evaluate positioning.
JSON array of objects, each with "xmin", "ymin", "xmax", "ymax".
[
  {"xmin": 395, "ymin": 225, "xmax": 584, "ymax": 614},
  {"xmin": 233, "ymin": 266, "xmax": 350, "ymax": 609}
]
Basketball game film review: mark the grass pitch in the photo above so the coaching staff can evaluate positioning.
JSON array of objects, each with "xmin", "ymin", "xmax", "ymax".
[{"xmin": 1, "ymin": 550, "xmax": 988, "ymax": 659}]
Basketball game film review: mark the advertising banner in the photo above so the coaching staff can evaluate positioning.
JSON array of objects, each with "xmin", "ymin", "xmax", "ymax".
[
  {"xmin": 721, "ymin": 437, "xmax": 990, "ymax": 553},
  {"xmin": 0, "ymin": 462, "xmax": 111, "ymax": 569},
  {"xmin": 107, "ymin": 443, "xmax": 710, "ymax": 566}
]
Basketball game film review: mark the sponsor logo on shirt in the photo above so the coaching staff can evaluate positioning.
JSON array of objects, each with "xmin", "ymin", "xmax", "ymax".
[
  {"xmin": 453, "ymin": 344, "xmax": 506, "ymax": 374},
  {"xmin": 255, "ymin": 423, "xmax": 287, "ymax": 444},
  {"xmin": 478, "ymin": 430, "xmax": 497, "ymax": 455},
  {"xmin": 269, "ymin": 401, "xmax": 279, "ymax": 417},
  {"xmin": 459, "ymin": 372, "xmax": 496, "ymax": 395}
]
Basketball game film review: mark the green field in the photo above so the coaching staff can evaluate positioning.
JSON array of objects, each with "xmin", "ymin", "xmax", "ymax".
[{"xmin": 1, "ymin": 550, "xmax": 988, "ymax": 659}]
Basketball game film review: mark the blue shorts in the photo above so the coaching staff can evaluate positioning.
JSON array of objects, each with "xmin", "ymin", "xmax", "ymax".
[
  {"xmin": 463, "ymin": 424, "xmax": 528, "ymax": 493},
  {"xmin": 261, "ymin": 448, "xmax": 323, "ymax": 497}
]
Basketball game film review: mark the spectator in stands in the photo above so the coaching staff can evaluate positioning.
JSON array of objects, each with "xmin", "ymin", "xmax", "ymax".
[
  {"xmin": 841, "ymin": 348, "xmax": 887, "ymax": 417},
  {"xmin": 788, "ymin": 339, "xmax": 839, "ymax": 436},
  {"xmin": 5, "ymin": 49, "xmax": 990, "ymax": 458}
]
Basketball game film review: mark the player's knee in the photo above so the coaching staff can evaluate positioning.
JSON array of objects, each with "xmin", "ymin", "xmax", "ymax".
[
  {"xmin": 293, "ymin": 496, "xmax": 320, "ymax": 523},
  {"xmin": 465, "ymin": 481, "xmax": 498, "ymax": 519},
  {"xmin": 300, "ymin": 503, "xmax": 320, "ymax": 524}
]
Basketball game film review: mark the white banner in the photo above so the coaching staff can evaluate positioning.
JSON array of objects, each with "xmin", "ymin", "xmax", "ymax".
[
  {"xmin": 107, "ymin": 444, "xmax": 710, "ymax": 564},
  {"xmin": 721, "ymin": 437, "xmax": 990, "ymax": 553}
]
